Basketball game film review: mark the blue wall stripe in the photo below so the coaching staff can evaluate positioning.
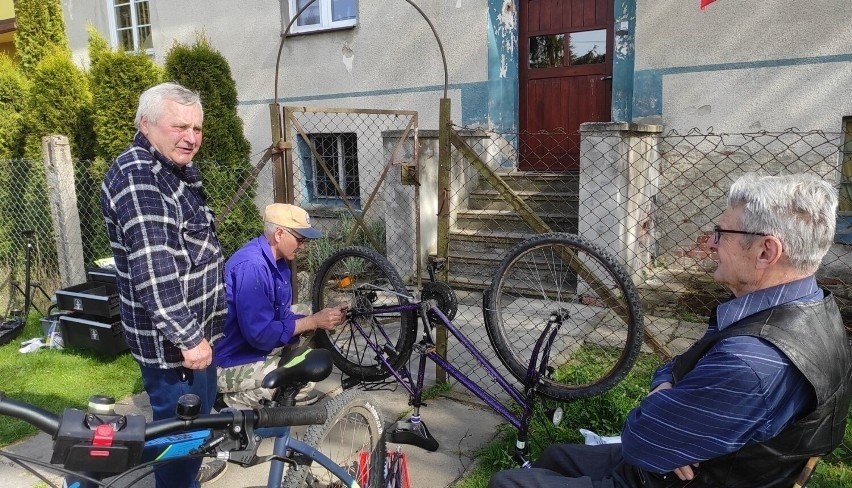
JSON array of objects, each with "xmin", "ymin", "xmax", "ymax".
[
  {"xmin": 237, "ymin": 81, "xmax": 489, "ymax": 127},
  {"xmin": 633, "ymin": 53, "xmax": 852, "ymax": 118}
]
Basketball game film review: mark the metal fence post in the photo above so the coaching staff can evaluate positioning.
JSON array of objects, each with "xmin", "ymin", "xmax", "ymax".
[{"xmin": 41, "ymin": 135, "xmax": 85, "ymax": 288}]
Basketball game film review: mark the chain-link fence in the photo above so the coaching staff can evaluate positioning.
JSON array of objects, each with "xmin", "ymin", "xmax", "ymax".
[
  {"xmin": 282, "ymin": 107, "xmax": 421, "ymax": 302},
  {"xmin": 0, "ymin": 158, "xmax": 62, "ymax": 318},
  {"xmin": 5, "ymin": 123, "xmax": 851, "ymax": 405},
  {"xmin": 440, "ymin": 124, "xmax": 852, "ymax": 399}
]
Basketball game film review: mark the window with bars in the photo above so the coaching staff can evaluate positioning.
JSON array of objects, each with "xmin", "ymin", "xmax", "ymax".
[
  {"xmin": 287, "ymin": 0, "xmax": 357, "ymax": 34},
  {"xmin": 298, "ymin": 133, "xmax": 361, "ymax": 207},
  {"xmin": 109, "ymin": 0, "xmax": 152, "ymax": 53}
]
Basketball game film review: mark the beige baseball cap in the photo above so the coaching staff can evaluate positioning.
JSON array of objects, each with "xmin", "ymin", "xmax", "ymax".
[{"xmin": 264, "ymin": 203, "xmax": 322, "ymax": 239}]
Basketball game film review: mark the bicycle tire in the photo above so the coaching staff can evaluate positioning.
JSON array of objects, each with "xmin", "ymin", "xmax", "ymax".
[
  {"xmin": 281, "ymin": 389, "xmax": 387, "ymax": 488},
  {"xmin": 484, "ymin": 233, "xmax": 644, "ymax": 401},
  {"xmin": 312, "ymin": 246, "xmax": 417, "ymax": 381}
]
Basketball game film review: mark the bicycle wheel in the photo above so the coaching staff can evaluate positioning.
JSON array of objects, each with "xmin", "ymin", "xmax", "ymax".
[
  {"xmin": 484, "ymin": 233, "xmax": 643, "ymax": 401},
  {"xmin": 282, "ymin": 389, "xmax": 387, "ymax": 488},
  {"xmin": 312, "ymin": 246, "xmax": 417, "ymax": 381}
]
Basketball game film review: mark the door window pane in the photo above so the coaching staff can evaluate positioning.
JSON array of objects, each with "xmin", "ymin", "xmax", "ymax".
[
  {"xmin": 569, "ymin": 29, "xmax": 606, "ymax": 65},
  {"xmin": 529, "ymin": 34, "xmax": 564, "ymax": 69}
]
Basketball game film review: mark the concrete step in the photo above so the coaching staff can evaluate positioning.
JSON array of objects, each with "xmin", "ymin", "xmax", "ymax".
[
  {"xmin": 468, "ymin": 189, "xmax": 579, "ymax": 214},
  {"xmin": 455, "ymin": 209, "xmax": 578, "ymax": 233},
  {"xmin": 491, "ymin": 170, "xmax": 580, "ymax": 192},
  {"xmin": 448, "ymin": 228, "xmax": 537, "ymax": 257}
]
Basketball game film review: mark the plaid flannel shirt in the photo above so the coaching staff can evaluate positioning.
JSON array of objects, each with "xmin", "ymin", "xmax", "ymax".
[{"xmin": 100, "ymin": 132, "xmax": 226, "ymax": 369}]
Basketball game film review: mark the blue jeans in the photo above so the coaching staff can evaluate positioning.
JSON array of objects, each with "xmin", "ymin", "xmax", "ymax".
[{"xmin": 140, "ymin": 363, "xmax": 217, "ymax": 488}]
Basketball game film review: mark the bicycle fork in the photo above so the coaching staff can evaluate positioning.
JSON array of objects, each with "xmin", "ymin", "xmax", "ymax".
[{"xmin": 514, "ymin": 310, "xmax": 565, "ymax": 467}]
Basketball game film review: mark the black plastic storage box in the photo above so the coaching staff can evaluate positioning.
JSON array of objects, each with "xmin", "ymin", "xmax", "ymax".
[
  {"xmin": 86, "ymin": 266, "xmax": 117, "ymax": 284},
  {"xmin": 59, "ymin": 313, "xmax": 128, "ymax": 356},
  {"xmin": 55, "ymin": 282, "xmax": 119, "ymax": 317}
]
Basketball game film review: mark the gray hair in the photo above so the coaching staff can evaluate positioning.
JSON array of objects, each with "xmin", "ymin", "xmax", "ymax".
[
  {"xmin": 134, "ymin": 82, "xmax": 203, "ymax": 129},
  {"xmin": 263, "ymin": 221, "xmax": 280, "ymax": 237},
  {"xmin": 728, "ymin": 173, "xmax": 837, "ymax": 273}
]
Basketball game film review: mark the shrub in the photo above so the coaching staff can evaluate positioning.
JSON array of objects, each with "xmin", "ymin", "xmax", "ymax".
[
  {"xmin": 0, "ymin": 55, "xmax": 28, "ymax": 159},
  {"xmin": 88, "ymin": 28, "xmax": 163, "ymax": 162},
  {"xmin": 13, "ymin": 0, "xmax": 70, "ymax": 77}
]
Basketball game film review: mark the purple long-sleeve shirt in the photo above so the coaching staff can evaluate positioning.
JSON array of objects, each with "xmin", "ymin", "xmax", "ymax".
[
  {"xmin": 214, "ymin": 236, "xmax": 305, "ymax": 368},
  {"xmin": 621, "ymin": 276, "xmax": 820, "ymax": 473}
]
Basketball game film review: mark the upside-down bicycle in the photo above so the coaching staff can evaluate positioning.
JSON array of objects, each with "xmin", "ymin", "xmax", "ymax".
[
  {"xmin": 0, "ymin": 347, "xmax": 386, "ymax": 487},
  {"xmin": 311, "ymin": 232, "xmax": 644, "ymax": 465}
]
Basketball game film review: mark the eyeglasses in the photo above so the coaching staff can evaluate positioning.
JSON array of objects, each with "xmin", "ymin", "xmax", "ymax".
[
  {"xmin": 279, "ymin": 227, "xmax": 307, "ymax": 245},
  {"xmin": 712, "ymin": 225, "xmax": 770, "ymax": 244}
]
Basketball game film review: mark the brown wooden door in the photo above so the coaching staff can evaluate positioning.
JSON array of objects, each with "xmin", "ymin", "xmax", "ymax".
[{"xmin": 519, "ymin": 0, "xmax": 613, "ymax": 171}]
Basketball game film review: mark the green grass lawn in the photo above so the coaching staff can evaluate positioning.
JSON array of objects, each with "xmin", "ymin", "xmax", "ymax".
[
  {"xmin": 456, "ymin": 349, "xmax": 852, "ymax": 488},
  {"xmin": 0, "ymin": 315, "xmax": 142, "ymax": 446}
]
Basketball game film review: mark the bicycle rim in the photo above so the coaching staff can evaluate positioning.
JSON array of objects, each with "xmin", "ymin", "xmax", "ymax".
[
  {"xmin": 484, "ymin": 233, "xmax": 644, "ymax": 401},
  {"xmin": 312, "ymin": 247, "xmax": 416, "ymax": 381},
  {"xmin": 281, "ymin": 389, "xmax": 387, "ymax": 488}
]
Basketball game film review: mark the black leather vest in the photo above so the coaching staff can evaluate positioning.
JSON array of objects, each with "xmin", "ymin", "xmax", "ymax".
[{"xmin": 634, "ymin": 292, "xmax": 851, "ymax": 488}]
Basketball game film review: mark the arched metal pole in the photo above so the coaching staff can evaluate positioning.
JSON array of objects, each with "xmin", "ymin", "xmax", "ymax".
[{"xmin": 273, "ymin": 0, "xmax": 449, "ymax": 103}]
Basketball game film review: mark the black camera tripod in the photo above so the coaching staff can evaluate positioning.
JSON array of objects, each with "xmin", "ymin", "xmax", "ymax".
[{"xmin": 0, "ymin": 230, "xmax": 52, "ymax": 346}]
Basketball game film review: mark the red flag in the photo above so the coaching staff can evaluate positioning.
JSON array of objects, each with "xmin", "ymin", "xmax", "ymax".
[{"xmin": 700, "ymin": 0, "xmax": 717, "ymax": 9}]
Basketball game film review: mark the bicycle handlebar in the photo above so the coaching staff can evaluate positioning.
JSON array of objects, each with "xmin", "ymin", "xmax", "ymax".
[
  {"xmin": 0, "ymin": 391, "xmax": 60, "ymax": 435},
  {"xmin": 0, "ymin": 389, "xmax": 329, "ymax": 477},
  {"xmin": 0, "ymin": 390, "xmax": 328, "ymax": 439}
]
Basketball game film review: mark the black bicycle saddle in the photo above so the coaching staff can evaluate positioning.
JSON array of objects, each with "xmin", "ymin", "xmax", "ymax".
[{"xmin": 261, "ymin": 346, "xmax": 333, "ymax": 390}]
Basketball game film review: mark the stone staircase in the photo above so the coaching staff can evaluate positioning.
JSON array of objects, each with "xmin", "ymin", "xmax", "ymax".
[{"xmin": 443, "ymin": 171, "xmax": 580, "ymax": 291}]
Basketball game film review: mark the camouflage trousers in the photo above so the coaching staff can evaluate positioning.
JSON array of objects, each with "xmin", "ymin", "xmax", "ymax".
[
  {"xmin": 217, "ymin": 304, "xmax": 315, "ymax": 409},
  {"xmin": 217, "ymin": 347, "xmax": 287, "ymax": 409}
]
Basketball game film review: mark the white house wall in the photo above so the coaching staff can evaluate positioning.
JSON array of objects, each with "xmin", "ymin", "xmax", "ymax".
[
  {"xmin": 62, "ymin": 0, "xmax": 491, "ymax": 160},
  {"xmin": 633, "ymin": 0, "xmax": 852, "ymax": 132}
]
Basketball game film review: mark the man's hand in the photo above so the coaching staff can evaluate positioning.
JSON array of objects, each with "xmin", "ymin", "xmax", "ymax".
[
  {"xmin": 181, "ymin": 338, "xmax": 213, "ymax": 370},
  {"xmin": 311, "ymin": 306, "xmax": 348, "ymax": 330},
  {"xmin": 673, "ymin": 463, "xmax": 699, "ymax": 481}
]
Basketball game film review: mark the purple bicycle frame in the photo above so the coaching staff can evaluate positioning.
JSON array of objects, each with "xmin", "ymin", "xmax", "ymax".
[{"xmin": 350, "ymin": 302, "xmax": 530, "ymax": 430}]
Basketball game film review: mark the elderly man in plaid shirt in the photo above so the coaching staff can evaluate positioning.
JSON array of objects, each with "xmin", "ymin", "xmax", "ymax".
[{"xmin": 101, "ymin": 82, "xmax": 226, "ymax": 487}]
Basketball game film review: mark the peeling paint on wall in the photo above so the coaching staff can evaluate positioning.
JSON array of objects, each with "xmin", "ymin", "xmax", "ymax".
[
  {"xmin": 342, "ymin": 42, "xmax": 353, "ymax": 74},
  {"xmin": 487, "ymin": 0, "xmax": 518, "ymax": 132},
  {"xmin": 613, "ymin": 0, "xmax": 637, "ymax": 123},
  {"xmin": 495, "ymin": 0, "xmax": 516, "ymax": 79}
]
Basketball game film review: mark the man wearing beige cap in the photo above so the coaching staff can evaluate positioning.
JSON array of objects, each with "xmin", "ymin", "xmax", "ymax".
[{"xmin": 214, "ymin": 203, "xmax": 347, "ymax": 408}]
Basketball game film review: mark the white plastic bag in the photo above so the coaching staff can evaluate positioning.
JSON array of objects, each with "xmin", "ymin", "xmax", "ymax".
[{"xmin": 579, "ymin": 428, "xmax": 621, "ymax": 445}]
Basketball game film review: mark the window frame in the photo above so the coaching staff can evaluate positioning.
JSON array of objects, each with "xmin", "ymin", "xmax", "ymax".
[
  {"xmin": 298, "ymin": 132, "xmax": 361, "ymax": 208},
  {"xmin": 106, "ymin": 0, "xmax": 153, "ymax": 55},
  {"xmin": 287, "ymin": 0, "xmax": 357, "ymax": 35}
]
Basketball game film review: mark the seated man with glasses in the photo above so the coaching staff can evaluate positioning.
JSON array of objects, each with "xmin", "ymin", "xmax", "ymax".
[
  {"xmin": 214, "ymin": 204, "xmax": 347, "ymax": 408},
  {"xmin": 490, "ymin": 173, "xmax": 851, "ymax": 488}
]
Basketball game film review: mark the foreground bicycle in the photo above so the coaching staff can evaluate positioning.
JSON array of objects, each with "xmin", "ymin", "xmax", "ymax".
[
  {"xmin": 311, "ymin": 232, "xmax": 644, "ymax": 465},
  {"xmin": 0, "ymin": 348, "xmax": 385, "ymax": 488}
]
